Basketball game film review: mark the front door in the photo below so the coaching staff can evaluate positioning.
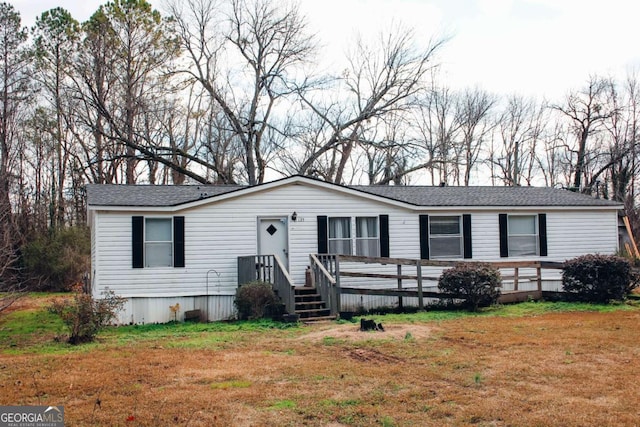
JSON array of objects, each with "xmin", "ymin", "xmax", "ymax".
[{"xmin": 258, "ymin": 217, "xmax": 289, "ymax": 268}]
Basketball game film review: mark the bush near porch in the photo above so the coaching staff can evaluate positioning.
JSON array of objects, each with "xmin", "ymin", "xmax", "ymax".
[
  {"xmin": 562, "ymin": 254, "xmax": 638, "ymax": 303},
  {"xmin": 437, "ymin": 263, "xmax": 502, "ymax": 311}
]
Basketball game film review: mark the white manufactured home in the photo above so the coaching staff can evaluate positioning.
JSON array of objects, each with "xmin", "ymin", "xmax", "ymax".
[{"xmin": 86, "ymin": 175, "xmax": 622, "ymax": 324}]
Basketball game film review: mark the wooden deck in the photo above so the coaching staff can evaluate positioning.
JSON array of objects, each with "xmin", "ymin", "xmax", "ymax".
[
  {"xmin": 315, "ymin": 255, "xmax": 565, "ymax": 312},
  {"xmin": 242, "ymin": 253, "xmax": 566, "ymax": 318}
]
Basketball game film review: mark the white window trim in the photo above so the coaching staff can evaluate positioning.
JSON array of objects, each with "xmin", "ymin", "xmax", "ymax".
[
  {"xmin": 507, "ymin": 214, "xmax": 539, "ymax": 257},
  {"xmin": 328, "ymin": 216, "xmax": 381, "ymax": 256},
  {"xmin": 355, "ymin": 216, "xmax": 380, "ymax": 257},
  {"xmin": 144, "ymin": 217, "xmax": 174, "ymax": 268},
  {"xmin": 328, "ymin": 217, "xmax": 353, "ymax": 255},
  {"xmin": 429, "ymin": 215, "xmax": 463, "ymax": 259}
]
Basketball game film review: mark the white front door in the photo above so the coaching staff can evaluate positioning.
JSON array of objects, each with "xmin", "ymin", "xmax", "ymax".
[{"xmin": 258, "ymin": 217, "xmax": 289, "ymax": 268}]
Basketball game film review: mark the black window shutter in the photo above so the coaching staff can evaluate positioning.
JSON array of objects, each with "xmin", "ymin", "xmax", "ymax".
[
  {"xmin": 317, "ymin": 216, "xmax": 328, "ymax": 254},
  {"xmin": 132, "ymin": 216, "xmax": 144, "ymax": 268},
  {"xmin": 499, "ymin": 214, "xmax": 508, "ymax": 258},
  {"xmin": 538, "ymin": 213, "xmax": 547, "ymax": 257},
  {"xmin": 419, "ymin": 215, "xmax": 430, "ymax": 260},
  {"xmin": 174, "ymin": 216, "xmax": 185, "ymax": 267},
  {"xmin": 379, "ymin": 215, "xmax": 390, "ymax": 258},
  {"xmin": 463, "ymin": 214, "xmax": 472, "ymax": 259}
]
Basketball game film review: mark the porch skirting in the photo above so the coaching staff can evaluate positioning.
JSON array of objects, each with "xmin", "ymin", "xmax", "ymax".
[{"xmin": 112, "ymin": 295, "xmax": 236, "ymax": 325}]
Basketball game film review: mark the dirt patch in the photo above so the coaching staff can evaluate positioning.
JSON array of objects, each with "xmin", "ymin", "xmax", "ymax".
[
  {"xmin": 297, "ymin": 322, "xmax": 436, "ymax": 342},
  {"xmin": 346, "ymin": 347, "xmax": 403, "ymax": 363}
]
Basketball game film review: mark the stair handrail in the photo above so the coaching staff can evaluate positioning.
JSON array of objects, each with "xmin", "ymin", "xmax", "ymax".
[
  {"xmin": 237, "ymin": 255, "xmax": 295, "ymax": 314},
  {"xmin": 309, "ymin": 254, "xmax": 338, "ymax": 316},
  {"xmin": 271, "ymin": 254, "xmax": 296, "ymax": 314}
]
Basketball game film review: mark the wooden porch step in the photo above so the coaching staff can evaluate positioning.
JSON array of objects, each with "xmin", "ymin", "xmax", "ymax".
[
  {"xmin": 295, "ymin": 308, "xmax": 331, "ymax": 318},
  {"xmin": 295, "ymin": 301, "xmax": 325, "ymax": 310},
  {"xmin": 295, "ymin": 308, "xmax": 330, "ymax": 314},
  {"xmin": 293, "ymin": 286, "xmax": 334, "ymax": 321},
  {"xmin": 301, "ymin": 315, "xmax": 338, "ymax": 323},
  {"xmin": 295, "ymin": 293, "xmax": 322, "ymax": 302}
]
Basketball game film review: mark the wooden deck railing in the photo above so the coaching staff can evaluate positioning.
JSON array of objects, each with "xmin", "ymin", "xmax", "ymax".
[
  {"xmin": 315, "ymin": 254, "xmax": 565, "ymax": 311},
  {"xmin": 237, "ymin": 255, "xmax": 296, "ymax": 314},
  {"xmin": 238, "ymin": 254, "xmax": 566, "ymax": 316},
  {"xmin": 309, "ymin": 254, "xmax": 339, "ymax": 316}
]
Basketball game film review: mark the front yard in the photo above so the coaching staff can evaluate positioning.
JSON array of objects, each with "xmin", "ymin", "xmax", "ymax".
[{"xmin": 1, "ymin": 295, "xmax": 639, "ymax": 426}]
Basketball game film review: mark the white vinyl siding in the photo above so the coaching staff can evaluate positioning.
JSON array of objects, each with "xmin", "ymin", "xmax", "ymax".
[
  {"xmin": 429, "ymin": 216, "xmax": 462, "ymax": 258},
  {"xmin": 356, "ymin": 217, "xmax": 379, "ymax": 257},
  {"xmin": 145, "ymin": 218, "xmax": 173, "ymax": 267},
  {"xmin": 92, "ymin": 185, "xmax": 418, "ymax": 303},
  {"xmin": 508, "ymin": 215, "xmax": 538, "ymax": 256},
  {"xmin": 90, "ymin": 180, "xmax": 620, "ymax": 323}
]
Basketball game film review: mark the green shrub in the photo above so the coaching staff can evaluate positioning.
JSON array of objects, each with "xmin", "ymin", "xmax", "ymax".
[
  {"xmin": 21, "ymin": 226, "xmax": 90, "ymax": 291},
  {"xmin": 562, "ymin": 254, "xmax": 638, "ymax": 303},
  {"xmin": 48, "ymin": 286, "xmax": 126, "ymax": 344},
  {"xmin": 438, "ymin": 263, "xmax": 502, "ymax": 311},
  {"xmin": 234, "ymin": 281, "xmax": 277, "ymax": 320}
]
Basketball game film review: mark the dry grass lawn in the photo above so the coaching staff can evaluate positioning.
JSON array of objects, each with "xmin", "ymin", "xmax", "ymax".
[{"xmin": 1, "ymin": 296, "xmax": 640, "ymax": 426}]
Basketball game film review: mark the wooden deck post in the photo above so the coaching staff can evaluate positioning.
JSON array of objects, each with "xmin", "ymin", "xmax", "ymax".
[
  {"xmin": 334, "ymin": 255, "xmax": 341, "ymax": 315},
  {"xmin": 513, "ymin": 267, "xmax": 519, "ymax": 291},
  {"xmin": 536, "ymin": 265, "xmax": 542, "ymax": 292},
  {"xmin": 416, "ymin": 261, "xmax": 424, "ymax": 310},
  {"xmin": 397, "ymin": 264, "xmax": 403, "ymax": 310}
]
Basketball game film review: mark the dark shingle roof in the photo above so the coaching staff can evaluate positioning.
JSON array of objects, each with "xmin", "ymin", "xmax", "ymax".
[
  {"xmin": 86, "ymin": 184, "xmax": 245, "ymax": 207},
  {"xmin": 351, "ymin": 185, "xmax": 620, "ymax": 207},
  {"xmin": 86, "ymin": 177, "xmax": 621, "ymax": 208}
]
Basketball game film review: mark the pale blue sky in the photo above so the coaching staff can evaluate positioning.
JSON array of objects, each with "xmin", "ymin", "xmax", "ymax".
[{"xmin": 13, "ymin": 0, "xmax": 640, "ymax": 99}]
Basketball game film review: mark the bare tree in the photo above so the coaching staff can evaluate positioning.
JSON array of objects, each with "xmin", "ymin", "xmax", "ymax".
[
  {"xmin": 538, "ymin": 121, "xmax": 574, "ymax": 188},
  {"xmin": 456, "ymin": 87, "xmax": 495, "ymax": 185},
  {"xmin": 168, "ymin": 0, "xmax": 315, "ymax": 184},
  {"xmin": 412, "ymin": 82, "xmax": 460, "ymax": 185},
  {"xmin": 152, "ymin": 92, "xmax": 196, "ymax": 185},
  {"xmin": 553, "ymin": 76, "xmax": 617, "ymax": 191},
  {"xmin": 627, "ymin": 74, "xmax": 640, "ymax": 202},
  {"xmin": 0, "ymin": 198, "xmax": 23, "ymax": 300},
  {"xmin": 593, "ymin": 73, "xmax": 640, "ymax": 201},
  {"xmin": 490, "ymin": 95, "xmax": 546, "ymax": 186},
  {"xmin": 357, "ymin": 113, "xmax": 409, "ymax": 184},
  {"xmin": 295, "ymin": 27, "xmax": 446, "ymax": 183}
]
